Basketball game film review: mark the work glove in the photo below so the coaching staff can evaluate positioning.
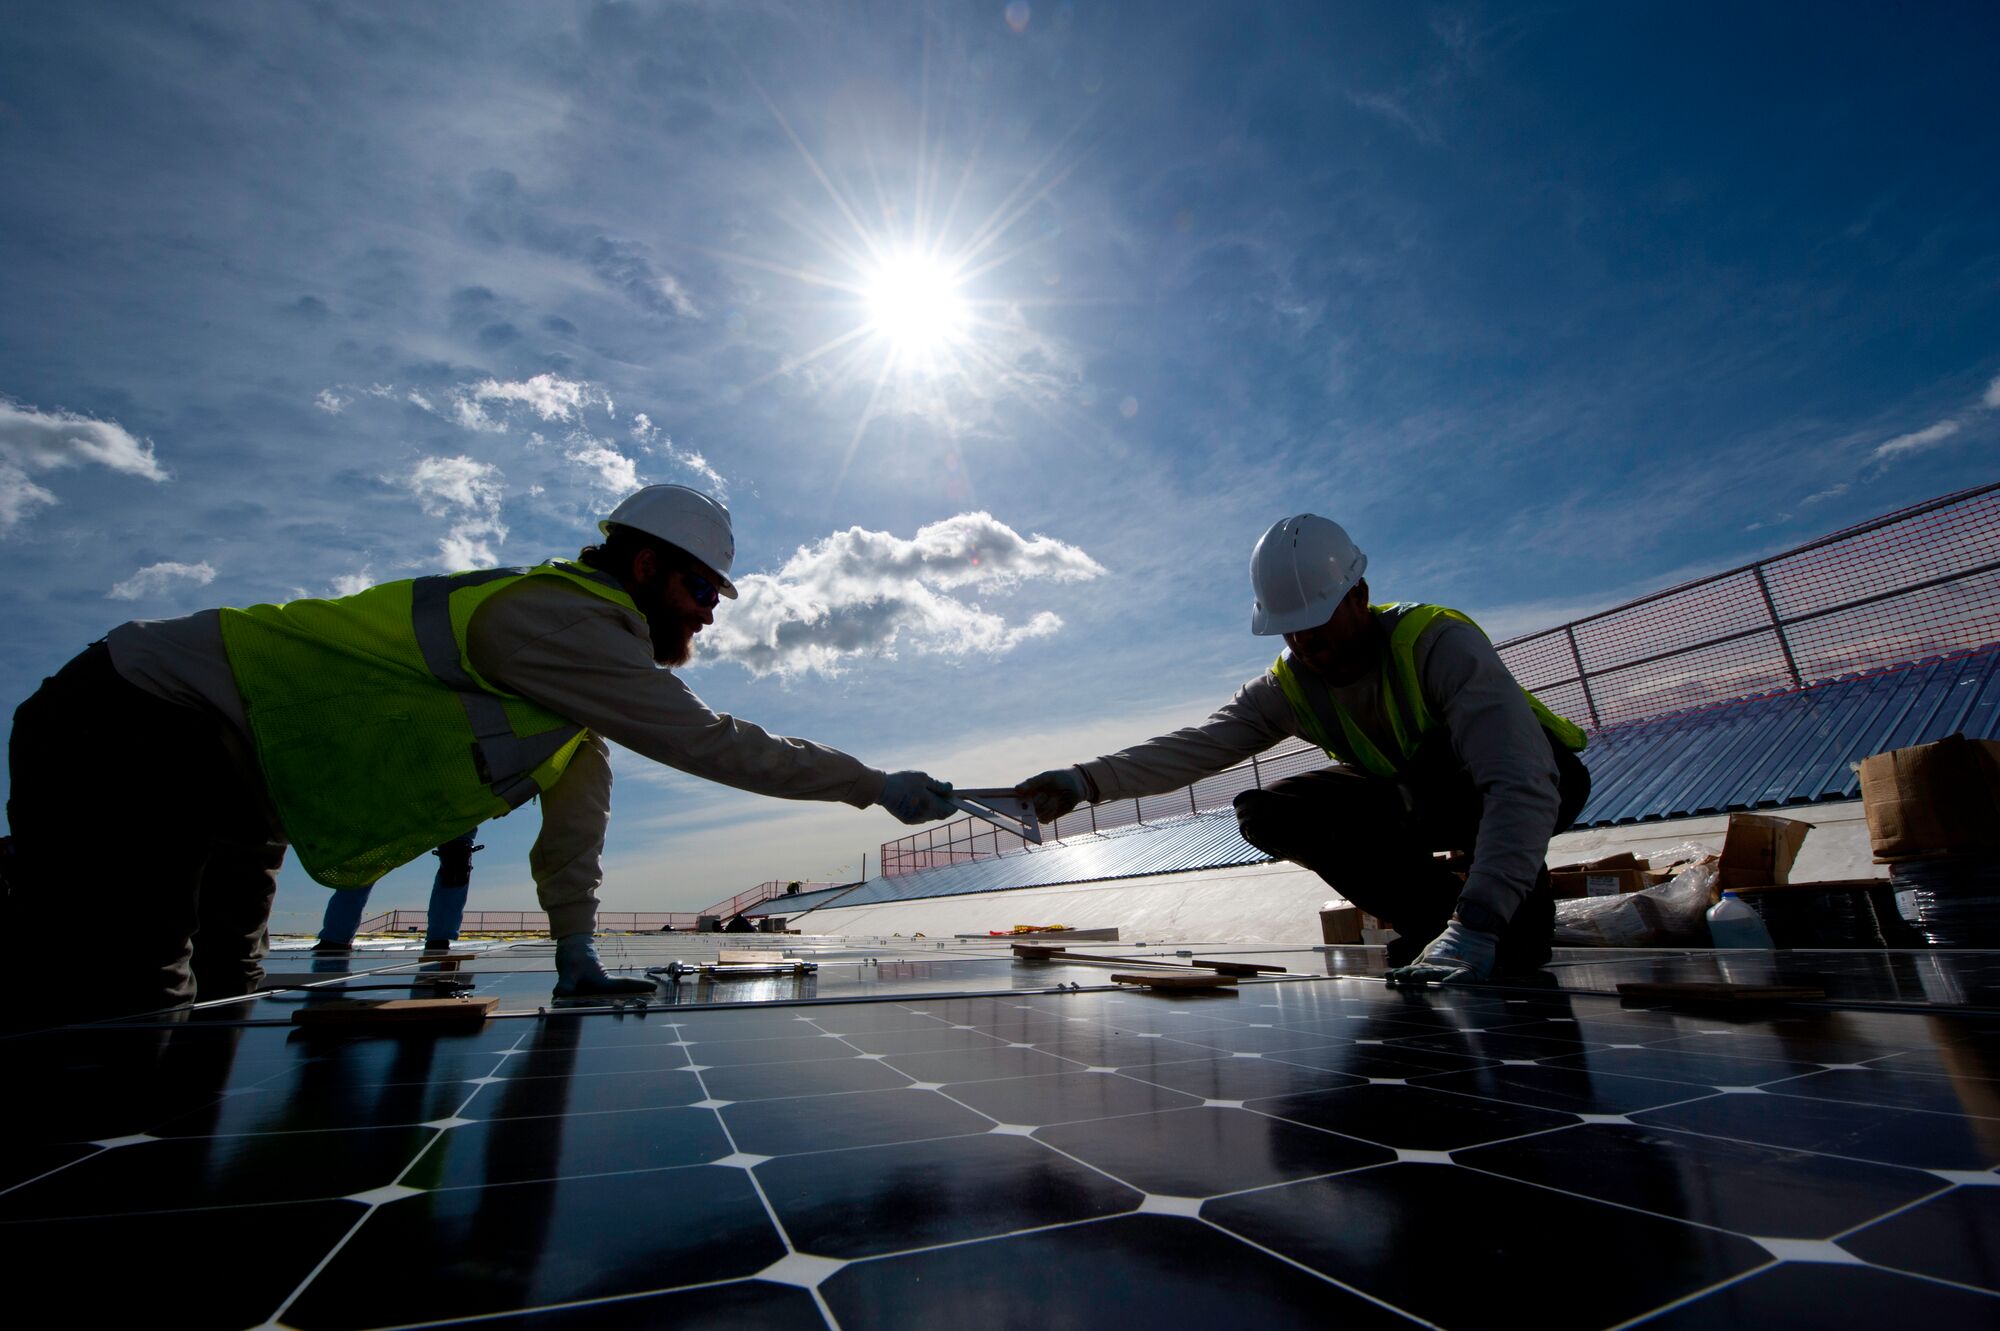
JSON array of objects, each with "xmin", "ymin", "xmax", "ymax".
[
  {"xmin": 554, "ymin": 933, "xmax": 657, "ymax": 997},
  {"xmin": 1385, "ymin": 920, "xmax": 1499, "ymax": 986},
  {"xmin": 1015, "ymin": 767, "xmax": 1088, "ymax": 822},
  {"xmin": 879, "ymin": 771, "xmax": 957, "ymax": 825}
]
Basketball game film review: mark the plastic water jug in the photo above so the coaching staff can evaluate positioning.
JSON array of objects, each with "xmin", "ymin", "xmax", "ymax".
[{"xmin": 1706, "ymin": 891, "xmax": 1775, "ymax": 948}]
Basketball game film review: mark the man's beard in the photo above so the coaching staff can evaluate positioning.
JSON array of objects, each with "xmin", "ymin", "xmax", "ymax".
[
  {"xmin": 633, "ymin": 579, "xmax": 698, "ymax": 666},
  {"xmin": 649, "ymin": 613, "xmax": 696, "ymax": 667}
]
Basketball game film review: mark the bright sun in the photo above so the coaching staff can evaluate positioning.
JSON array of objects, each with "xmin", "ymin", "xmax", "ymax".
[{"xmin": 864, "ymin": 252, "xmax": 968, "ymax": 355}]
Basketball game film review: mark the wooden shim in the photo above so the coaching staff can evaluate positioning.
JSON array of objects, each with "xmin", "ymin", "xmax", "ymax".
[
  {"xmin": 291, "ymin": 996, "xmax": 499, "ymax": 1029},
  {"xmin": 1011, "ymin": 944, "xmax": 1068, "ymax": 959},
  {"xmin": 718, "ymin": 950, "xmax": 799, "ymax": 964},
  {"xmin": 1191, "ymin": 959, "xmax": 1287, "ymax": 975},
  {"xmin": 1111, "ymin": 972, "xmax": 1239, "ymax": 990},
  {"xmin": 1617, "ymin": 981, "xmax": 1825, "ymax": 1005}
]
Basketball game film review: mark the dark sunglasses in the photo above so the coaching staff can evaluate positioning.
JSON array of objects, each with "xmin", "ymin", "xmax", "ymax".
[{"xmin": 679, "ymin": 569, "xmax": 720, "ymax": 610}]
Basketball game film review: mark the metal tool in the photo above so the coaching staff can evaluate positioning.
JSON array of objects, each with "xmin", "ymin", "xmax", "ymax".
[{"xmin": 950, "ymin": 787, "xmax": 1042, "ymax": 844}]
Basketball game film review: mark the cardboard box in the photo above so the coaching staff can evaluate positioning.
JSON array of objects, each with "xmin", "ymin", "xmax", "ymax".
[
  {"xmin": 1318, "ymin": 905, "xmax": 1363, "ymax": 945},
  {"xmin": 1550, "ymin": 868, "xmax": 1649, "ymax": 899},
  {"xmin": 1858, "ymin": 735, "xmax": 2000, "ymax": 861},
  {"xmin": 1548, "ymin": 854, "xmax": 1652, "ymax": 899},
  {"xmin": 1717, "ymin": 813, "xmax": 1811, "ymax": 892}
]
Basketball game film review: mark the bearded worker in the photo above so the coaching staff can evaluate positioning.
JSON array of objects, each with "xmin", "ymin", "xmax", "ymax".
[
  {"xmin": 1014, "ymin": 514, "xmax": 1591, "ymax": 985},
  {"xmin": 4, "ymin": 485, "xmax": 956, "ymax": 1022}
]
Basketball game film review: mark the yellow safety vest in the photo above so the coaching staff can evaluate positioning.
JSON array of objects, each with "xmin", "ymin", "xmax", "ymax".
[
  {"xmin": 219, "ymin": 560, "xmax": 637, "ymax": 888},
  {"xmin": 1269, "ymin": 602, "xmax": 1586, "ymax": 780}
]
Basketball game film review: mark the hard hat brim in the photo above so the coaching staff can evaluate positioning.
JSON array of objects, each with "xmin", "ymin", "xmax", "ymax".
[{"xmin": 1251, "ymin": 599, "xmax": 1342, "ymax": 636}]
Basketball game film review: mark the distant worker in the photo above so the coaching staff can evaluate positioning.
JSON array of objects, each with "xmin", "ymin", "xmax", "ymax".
[
  {"xmin": 315, "ymin": 831, "xmax": 483, "ymax": 954},
  {"xmin": 4, "ymin": 485, "xmax": 957, "ymax": 1023},
  {"xmin": 1014, "ymin": 515, "xmax": 1590, "ymax": 984}
]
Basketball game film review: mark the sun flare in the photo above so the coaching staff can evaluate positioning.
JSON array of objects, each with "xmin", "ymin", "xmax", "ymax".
[{"xmin": 864, "ymin": 252, "xmax": 969, "ymax": 355}]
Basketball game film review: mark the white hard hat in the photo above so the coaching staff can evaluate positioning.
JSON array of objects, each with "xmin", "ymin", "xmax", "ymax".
[
  {"xmin": 1249, "ymin": 514, "xmax": 1366, "ymax": 635},
  {"xmin": 600, "ymin": 484, "xmax": 738, "ymax": 598}
]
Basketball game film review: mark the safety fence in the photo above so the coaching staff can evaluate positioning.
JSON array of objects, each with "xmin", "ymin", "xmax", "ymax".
[
  {"xmin": 1492, "ymin": 480, "xmax": 2000, "ymax": 732},
  {"xmin": 878, "ymin": 480, "xmax": 2000, "ymax": 876},
  {"xmin": 354, "ymin": 880, "xmax": 846, "ymax": 935}
]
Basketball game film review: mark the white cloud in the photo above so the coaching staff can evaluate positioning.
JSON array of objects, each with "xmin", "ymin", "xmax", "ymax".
[
  {"xmin": 701, "ymin": 512, "xmax": 1104, "ymax": 678},
  {"xmin": 1871, "ymin": 418, "xmax": 1961, "ymax": 461},
  {"xmin": 1797, "ymin": 482, "xmax": 1848, "ymax": 507},
  {"xmin": 404, "ymin": 455, "xmax": 505, "ymax": 516},
  {"xmin": 0, "ymin": 468, "xmax": 57, "ymax": 530},
  {"xmin": 329, "ymin": 568, "xmax": 374, "ymax": 597},
  {"xmin": 108, "ymin": 559, "xmax": 217, "ymax": 601},
  {"xmin": 626, "ymin": 413, "xmax": 726, "ymax": 496},
  {"xmin": 565, "ymin": 437, "xmax": 643, "ymax": 493},
  {"xmin": 654, "ymin": 274, "xmax": 701, "ymax": 319},
  {"xmin": 314, "ymin": 389, "xmax": 347, "ymax": 414},
  {"xmin": 438, "ymin": 518, "xmax": 506, "ymax": 569},
  {"xmin": 396, "ymin": 455, "xmax": 507, "ymax": 569},
  {"xmin": 1986, "ymin": 374, "xmax": 2000, "ymax": 410},
  {"xmin": 469, "ymin": 373, "xmax": 610, "ymax": 423},
  {"xmin": 0, "ymin": 398, "xmax": 168, "ymax": 532}
]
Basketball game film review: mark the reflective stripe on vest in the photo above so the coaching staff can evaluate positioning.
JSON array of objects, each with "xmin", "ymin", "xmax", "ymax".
[
  {"xmin": 1269, "ymin": 602, "xmax": 1587, "ymax": 779},
  {"xmin": 220, "ymin": 559, "xmax": 638, "ymax": 888}
]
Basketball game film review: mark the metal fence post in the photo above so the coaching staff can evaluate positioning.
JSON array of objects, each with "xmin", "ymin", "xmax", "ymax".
[
  {"xmin": 1249, "ymin": 752, "xmax": 1261, "ymax": 788},
  {"xmin": 1751, "ymin": 564, "xmax": 1805, "ymax": 690},
  {"xmin": 1563, "ymin": 625, "xmax": 1602, "ymax": 729}
]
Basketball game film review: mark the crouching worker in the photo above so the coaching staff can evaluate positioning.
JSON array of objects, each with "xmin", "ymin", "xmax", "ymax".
[
  {"xmin": 1014, "ymin": 514, "xmax": 1590, "ymax": 984},
  {"xmin": 4, "ymin": 485, "xmax": 956, "ymax": 1024}
]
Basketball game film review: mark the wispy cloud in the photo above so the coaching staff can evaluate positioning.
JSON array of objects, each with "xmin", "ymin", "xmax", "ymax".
[
  {"xmin": 1347, "ymin": 90, "xmax": 1442, "ymax": 146},
  {"xmin": 1871, "ymin": 418, "xmax": 1961, "ymax": 462},
  {"xmin": 108, "ymin": 559, "xmax": 216, "ymax": 600},
  {"xmin": 469, "ymin": 373, "xmax": 612, "ymax": 424},
  {"xmin": 564, "ymin": 435, "xmax": 643, "ymax": 493},
  {"xmin": 397, "ymin": 455, "xmax": 507, "ymax": 568},
  {"xmin": 465, "ymin": 169, "xmax": 704, "ymax": 320},
  {"xmin": 0, "ymin": 398, "xmax": 168, "ymax": 533},
  {"xmin": 1985, "ymin": 373, "xmax": 2000, "ymax": 409},
  {"xmin": 632, "ymin": 413, "xmax": 727, "ymax": 497},
  {"xmin": 702, "ymin": 512, "xmax": 1104, "ymax": 678}
]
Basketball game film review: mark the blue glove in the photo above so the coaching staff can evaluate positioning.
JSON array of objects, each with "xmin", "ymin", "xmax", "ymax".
[
  {"xmin": 1015, "ymin": 767, "xmax": 1087, "ymax": 822},
  {"xmin": 1385, "ymin": 920, "xmax": 1499, "ymax": 986},
  {"xmin": 880, "ymin": 771, "xmax": 957, "ymax": 825},
  {"xmin": 554, "ymin": 933, "xmax": 656, "ymax": 997}
]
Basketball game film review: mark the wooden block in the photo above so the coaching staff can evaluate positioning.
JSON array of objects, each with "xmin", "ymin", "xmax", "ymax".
[
  {"xmin": 1616, "ymin": 982, "xmax": 1824, "ymax": 1005},
  {"xmin": 1191, "ymin": 959, "xmax": 1286, "ymax": 975},
  {"xmin": 291, "ymin": 996, "xmax": 499, "ymax": 1029},
  {"xmin": 717, "ymin": 950, "xmax": 798, "ymax": 964},
  {"xmin": 1110, "ymin": 972, "xmax": 1239, "ymax": 990},
  {"xmin": 1012, "ymin": 944, "xmax": 1068, "ymax": 959}
]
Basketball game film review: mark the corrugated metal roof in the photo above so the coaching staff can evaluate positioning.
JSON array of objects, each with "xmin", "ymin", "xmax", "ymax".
[
  {"xmin": 763, "ymin": 645, "xmax": 2000, "ymax": 912},
  {"xmin": 1574, "ymin": 644, "xmax": 2000, "ymax": 825}
]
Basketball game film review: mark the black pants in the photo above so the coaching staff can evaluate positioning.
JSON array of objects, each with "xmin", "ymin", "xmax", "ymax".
[
  {"xmin": 5, "ymin": 642, "xmax": 287, "ymax": 1025},
  {"xmin": 1234, "ymin": 730, "xmax": 1592, "ymax": 972}
]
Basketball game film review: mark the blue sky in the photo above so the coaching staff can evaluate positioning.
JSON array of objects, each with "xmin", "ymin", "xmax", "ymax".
[{"xmin": 3, "ymin": 2, "xmax": 1996, "ymax": 929}]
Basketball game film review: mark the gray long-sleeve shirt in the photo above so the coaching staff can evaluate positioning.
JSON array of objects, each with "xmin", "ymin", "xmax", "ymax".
[
  {"xmin": 1075, "ymin": 618, "xmax": 1564, "ymax": 921},
  {"xmin": 105, "ymin": 573, "xmax": 888, "ymax": 936}
]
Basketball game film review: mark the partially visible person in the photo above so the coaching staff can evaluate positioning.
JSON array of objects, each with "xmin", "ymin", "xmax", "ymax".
[
  {"xmin": 1014, "ymin": 514, "xmax": 1590, "ymax": 985},
  {"xmin": 5, "ymin": 485, "xmax": 956, "ymax": 1024},
  {"xmin": 316, "ymin": 831, "xmax": 482, "ymax": 954}
]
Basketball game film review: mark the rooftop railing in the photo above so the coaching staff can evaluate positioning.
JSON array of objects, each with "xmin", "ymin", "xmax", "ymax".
[{"xmin": 351, "ymin": 881, "xmax": 846, "ymax": 936}]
